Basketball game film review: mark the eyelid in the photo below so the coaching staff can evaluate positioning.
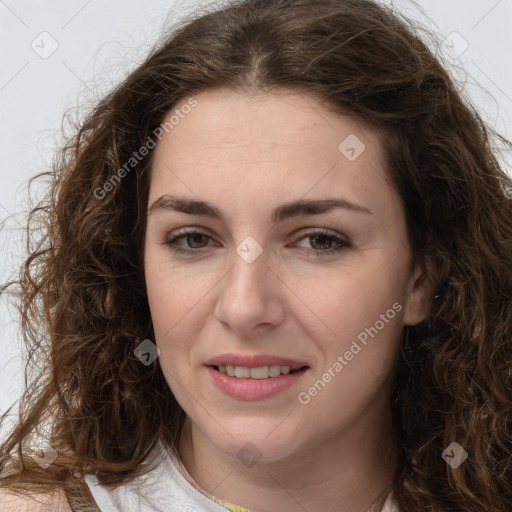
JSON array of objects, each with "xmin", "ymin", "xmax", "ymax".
[
  {"xmin": 293, "ymin": 226, "xmax": 349, "ymax": 239},
  {"xmin": 166, "ymin": 225, "xmax": 348, "ymax": 239},
  {"xmin": 162, "ymin": 226, "xmax": 351, "ymax": 257}
]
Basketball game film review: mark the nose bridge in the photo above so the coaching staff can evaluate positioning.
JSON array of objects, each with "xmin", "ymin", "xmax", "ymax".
[
  {"xmin": 215, "ymin": 234, "xmax": 284, "ymax": 332},
  {"xmin": 228, "ymin": 234, "xmax": 271, "ymax": 295}
]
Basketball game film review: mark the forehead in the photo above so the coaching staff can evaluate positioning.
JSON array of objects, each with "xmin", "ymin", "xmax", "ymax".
[
  {"xmin": 149, "ymin": 89, "xmax": 396, "ymax": 221},
  {"xmin": 155, "ymin": 89, "xmax": 383, "ymax": 161}
]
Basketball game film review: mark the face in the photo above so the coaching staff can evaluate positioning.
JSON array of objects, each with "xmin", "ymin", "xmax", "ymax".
[{"xmin": 144, "ymin": 89, "xmax": 430, "ymax": 462}]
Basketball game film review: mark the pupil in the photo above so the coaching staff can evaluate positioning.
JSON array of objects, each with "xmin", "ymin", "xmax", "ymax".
[
  {"xmin": 311, "ymin": 234, "xmax": 331, "ymax": 250},
  {"xmin": 189, "ymin": 234, "xmax": 206, "ymax": 248}
]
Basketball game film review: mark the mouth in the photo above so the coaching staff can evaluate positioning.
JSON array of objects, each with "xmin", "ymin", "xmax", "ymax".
[
  {"xmin": 210, "ymin": 364, "xmax": 309, "ymax": 380},
  {"xmin": 204, "ymin": 355, "xmax": 310, "ymax": 400}
]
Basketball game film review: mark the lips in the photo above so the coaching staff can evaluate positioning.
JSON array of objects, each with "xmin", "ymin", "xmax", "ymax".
[
  {"xmin": 204, "ymin": 353, "xmax": 310, "ymax": 400},
  {"xmin": 217, "ymin": 364, "xmax": 296, "ymax": 379},
  {"xmin": 204, "ymin": 353, "xmax": 308, "ymax": 370}
]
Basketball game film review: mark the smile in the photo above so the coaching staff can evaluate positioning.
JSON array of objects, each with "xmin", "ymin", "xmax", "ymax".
[
  {"xmin": 206, "ymin": 364, "xmax": 309, "ymax": 400},
  {"xmin": 215, "ymin": 364, "xmax": 298, "ymax": 379}
]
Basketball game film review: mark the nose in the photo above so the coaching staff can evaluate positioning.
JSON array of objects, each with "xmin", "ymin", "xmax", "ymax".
[{"xmin": 214, "ymin": 240, "xmax": 285, "ymax": 336}]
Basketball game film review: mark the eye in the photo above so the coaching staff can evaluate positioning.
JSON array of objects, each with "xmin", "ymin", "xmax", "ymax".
[
  {"xmin": 163, "ymin": 228, "xmax": 216, "ymax": 255},
  {"xmin": 162, "ymin": 227, "xmax": 351, "ymax": 257},
  {"xmin": 293, "ymin": 228, "xmax": 351, "ymax": 257}
]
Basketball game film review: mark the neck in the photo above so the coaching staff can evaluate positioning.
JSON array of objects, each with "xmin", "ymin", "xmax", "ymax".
[{"xmin": 176, "ymin": 395, "xmax": 398, "ymax": 512}]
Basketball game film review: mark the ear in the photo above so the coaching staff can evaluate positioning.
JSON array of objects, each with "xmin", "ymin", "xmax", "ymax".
[{"xmin": 403, "ymin": 259, "xmax": 434, "ymax": 326}]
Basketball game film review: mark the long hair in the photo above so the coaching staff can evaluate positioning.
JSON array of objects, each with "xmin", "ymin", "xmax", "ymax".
[{"xmin": 1, "ymin": 0, "xmax": 511, "ymax": 510}]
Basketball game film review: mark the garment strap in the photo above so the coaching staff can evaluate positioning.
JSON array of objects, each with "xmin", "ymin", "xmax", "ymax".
[{"xmin": 63, "ymin": 477, "xmax": 101, "ymax": 512}]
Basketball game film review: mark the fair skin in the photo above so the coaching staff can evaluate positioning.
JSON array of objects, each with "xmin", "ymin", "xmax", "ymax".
[
  {"xmin": 144, "ymin": 89, "xmax": 432, "ymax": 512},
  {"xmin": 0, "ymin": 490, "xmax": 72, "ymax": 512},
  {"xmin": 0, "ymin": 89, "xmax": 430, "ymax": 512}
]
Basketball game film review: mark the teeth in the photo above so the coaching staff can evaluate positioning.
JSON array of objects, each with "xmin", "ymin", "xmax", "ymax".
[
  {"xmin": 268, "ymin": 365, "xmax": 281, "ymax": 377},
  {"xmin": 217, "ymin": 364, "xmax": 296, "ymax": 379},
  {"xmin": 250, "ymin": 366, "xmax": 269, "ymax": 379},
  {"xmin": 235, "ymin": 366, "xmax": 250, "ymax": 378}
]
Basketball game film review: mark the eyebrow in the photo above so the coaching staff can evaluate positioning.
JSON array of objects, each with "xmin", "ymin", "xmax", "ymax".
[{"xmin": 147, "ymin": 195, "xmax": 373, "ymax": 222}]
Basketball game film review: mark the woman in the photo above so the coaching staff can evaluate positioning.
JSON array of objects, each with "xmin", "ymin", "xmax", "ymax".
[{"xmin": 1, "ymin": 0, "xmax": 511, "ymax": 511}]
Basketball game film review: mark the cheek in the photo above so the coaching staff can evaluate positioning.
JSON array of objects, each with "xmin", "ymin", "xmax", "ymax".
[
  {"xmin": 296, "ymin": 285, "xmax": 403, "ymax": 434},
  {"xmin": 293, "ymin": 259, "xmax": 407, "ymax": 341},
  {"xmin": 144, "ymin": 258, "xmax": 219, "ymax": 374},
  {"xmin": 291, "ymin": 258, "xmax": 406, "ymax": 413},
  {"xmin": 144, "ymin": 268, "xmax": 201, "ymax": 403},
  {"xmin": 144, "ymin": 249, "xmax": 211, "ymax": 329}
]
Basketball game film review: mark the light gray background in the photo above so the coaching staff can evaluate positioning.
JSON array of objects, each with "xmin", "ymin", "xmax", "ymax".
[{"xmin": 1, "ymin": 0, "xmax": 511, "ymax": 429}]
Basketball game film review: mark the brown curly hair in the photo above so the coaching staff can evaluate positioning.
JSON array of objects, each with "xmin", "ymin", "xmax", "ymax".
[{"xmin": 1, "ymin": 0, "xmax": 511, "ymax": 510}]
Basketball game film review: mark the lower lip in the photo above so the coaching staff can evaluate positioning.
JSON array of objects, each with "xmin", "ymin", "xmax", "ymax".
[{"xmin": 207, "ymin": 366, "xmax": 308, "ymax": 400}]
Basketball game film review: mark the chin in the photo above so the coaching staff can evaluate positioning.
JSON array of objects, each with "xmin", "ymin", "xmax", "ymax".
[{"xmin": 205, "ymin": 422, "xmax": 305, "ymax": 464}]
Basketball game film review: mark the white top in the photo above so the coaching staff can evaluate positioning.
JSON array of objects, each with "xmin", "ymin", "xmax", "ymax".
[
  {"xmin": 84, "ymin": 438, "xmax": 399, "ymax": 512},
  {"xmin": 84, "ymin": 439, "xmax": 230, "ymax": 512}
]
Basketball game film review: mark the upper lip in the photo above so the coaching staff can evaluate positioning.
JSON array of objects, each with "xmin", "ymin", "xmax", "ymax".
[{"xmin": 204, "ymin": 353, "xmax": 308, "ymax": 370}]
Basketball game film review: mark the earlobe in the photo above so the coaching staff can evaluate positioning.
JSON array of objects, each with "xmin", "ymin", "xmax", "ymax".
[{"xmin": 403, "ymin": 260, "xmax": 434, "ymax": 326}]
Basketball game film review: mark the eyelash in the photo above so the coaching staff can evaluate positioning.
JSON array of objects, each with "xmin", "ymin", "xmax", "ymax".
[{"xmin": 162, "ymin": 227, "xmax": 351, "ymax": 257}]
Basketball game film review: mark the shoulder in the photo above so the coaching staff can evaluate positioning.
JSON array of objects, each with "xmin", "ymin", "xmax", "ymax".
[
  {"xmin": 0, "ymin": 489, "xmax": 72, "ymax": 512},
  {"xmin": 382, "ymin": 493, "xmax": 400, "ymax": 512}
]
